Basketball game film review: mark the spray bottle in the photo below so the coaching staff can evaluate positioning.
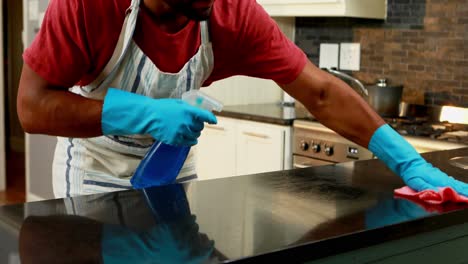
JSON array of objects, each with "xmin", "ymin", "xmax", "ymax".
[{"xmin": 131, "ymin": 90, "xmax": 223, "ymax": 189}]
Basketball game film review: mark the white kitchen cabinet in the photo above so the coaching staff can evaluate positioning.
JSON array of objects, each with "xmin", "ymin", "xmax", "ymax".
[
  {"xmin": 258, "ymin": 0, "xmax": 387, "ymax": 19},
  {"xmin": 196, "ymin": 118, "xmax": 237, "ymax": 180},
  {"xmin": 236, "ymin": 122, "xmax": 286, "ymax": 176},
  {"xmin": 196, "ymin": 117, "xmax": 292, "ymax": 180}
]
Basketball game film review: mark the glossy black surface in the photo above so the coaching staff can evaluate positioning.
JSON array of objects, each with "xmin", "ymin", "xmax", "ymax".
[
  {"xmin": 217, "ymin": 103, "xmax": 309, "ymax": 125},
  {"xmin": 1, "ymin": 148, "xmax": 468, "ymax": 263}
]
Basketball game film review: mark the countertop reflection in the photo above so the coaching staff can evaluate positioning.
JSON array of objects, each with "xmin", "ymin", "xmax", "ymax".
[{"xmin": 1, "ymin": 148, "xmax": 468, "ymax": 263}]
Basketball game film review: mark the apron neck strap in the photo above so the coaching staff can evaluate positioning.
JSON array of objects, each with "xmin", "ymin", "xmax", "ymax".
[
  {"xmin": 200, "ymin": 21, "xmax": 211, "ymax": 45},
  {"xmin": 91, "ymin": 0, "xmax": 140, "ymax": 89},
  {"xmin": 129, "ymin": 0, "xmax": 141, "ymax": 11},
  {"xmin": 129, "ymin": 0, "xmax": 210, "ymax": 46}
]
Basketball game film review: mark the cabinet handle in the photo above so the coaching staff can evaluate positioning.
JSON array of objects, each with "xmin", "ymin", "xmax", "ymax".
[
  {"xmin": 294, "ymin": 163, "xmax": 310, "ymax": 169},
  {"xmin": 242, "ymin": 131, "xmax": 269, "ymax": 139},
  {"xmin": 206, "ymin": 125, "xmax": 225, "ymax": 131}
]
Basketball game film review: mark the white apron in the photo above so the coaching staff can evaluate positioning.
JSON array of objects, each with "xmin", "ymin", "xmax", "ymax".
[{"xmin": 52, "ymin": 0, "xmax": 214, "ymax": 198}]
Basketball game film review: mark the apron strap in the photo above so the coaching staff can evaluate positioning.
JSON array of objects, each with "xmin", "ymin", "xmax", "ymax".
[
  {"xmin": 200, "ymin": 21, "xmax": 211, "ymax": 45},
  {"xmin": 90, "ymin": 0, "xmax": 141, "ymax": 91},
  {"xmin": 88, "ymin": 0, "xmax": 212, "ymax": 92}
]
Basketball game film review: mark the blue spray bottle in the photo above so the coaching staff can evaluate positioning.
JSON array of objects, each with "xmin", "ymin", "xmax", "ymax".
[{"xmin": 131, "ymin": 90, "xmax": 223, "ymax": 189}]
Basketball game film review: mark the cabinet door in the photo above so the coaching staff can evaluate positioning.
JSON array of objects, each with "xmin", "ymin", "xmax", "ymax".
[
  {"xmin": 256, "ymin": 0, "xmax": 386, "ymax": 19},
  {"xmin": 236, "ymin": 123, "xmax": 285, "ymax": 176},
  {"xmin": 196, "ymin": 118, "xmax": 237, "ymax": 180}
]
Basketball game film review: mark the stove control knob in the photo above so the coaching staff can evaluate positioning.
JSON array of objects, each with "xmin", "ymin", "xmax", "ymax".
[
  {"xmin": 324, "ymin": 146, "xmax": 334, "ymax": 156},
  {"xmin": 300, "ymin": 141, "xmax": 309, "ymax": 151},
  {"xmin": 312, "ymin": 143, "xmax": 321, "ymax": 153}
]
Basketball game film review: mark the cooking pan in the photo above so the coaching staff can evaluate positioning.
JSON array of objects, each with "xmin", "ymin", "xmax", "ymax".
[
  {"xmin": 324, "ymin": 69, "xmax": 403, "ymax": 118},
  {"xmin": 365, "ymin": 79, "xmax": 403, "ymax": 117}
]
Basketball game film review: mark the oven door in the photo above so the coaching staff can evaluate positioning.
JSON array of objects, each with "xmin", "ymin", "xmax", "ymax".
[{"xmin": 293, "ymin": 155, "xmax": 335, "ymax": 169}]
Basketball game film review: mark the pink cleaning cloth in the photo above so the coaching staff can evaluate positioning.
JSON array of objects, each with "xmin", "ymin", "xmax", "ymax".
[
  {"xmin": 395, "ymin": 186, "xmax": 468, "ymax": 205},
  {"xmin": 394, "ymin": 187, "xmax": 468, "ymax": 214}
]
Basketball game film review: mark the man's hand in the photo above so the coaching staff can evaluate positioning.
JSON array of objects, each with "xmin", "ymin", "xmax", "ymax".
[
  {"xmin": 102, "ymin": 88, "xmax": 217, "ymax": 146},
  {"xmin": 369, "ymin": 124, "xmax": 468, "ymax": 195}
]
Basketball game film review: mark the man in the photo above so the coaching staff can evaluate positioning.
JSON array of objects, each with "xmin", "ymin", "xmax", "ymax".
[{"xmin": 18, "ymin": 0, "xmax": 468, "ymax": 198}]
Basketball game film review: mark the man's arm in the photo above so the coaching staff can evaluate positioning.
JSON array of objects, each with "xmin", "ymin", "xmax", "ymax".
[
  {"xmin": 280, "ymin": 60, "xmax": 385, "ymax": 147},
  {"xmin": 282, "ymin": 60, "xmax": 468, "ymax": 195},
  {"xmin": 17, "ymin": 63, "xmax": 216, "ymax": 146},
  {"xmin": 17, "ymin": 64, "xmax": 104, "ymax": 137}
]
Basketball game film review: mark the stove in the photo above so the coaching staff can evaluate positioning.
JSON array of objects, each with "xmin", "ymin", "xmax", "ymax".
[
  {"xmin": 293, "ymin": 119, "xmax": 468, "ymax": 169},
  {"xmin": 292, "ymin": 120, "xmax": 374, "ymax": 168},
  {"xmin": 385, "ymin": 118, "xmax": 468, "ymax": 145}
]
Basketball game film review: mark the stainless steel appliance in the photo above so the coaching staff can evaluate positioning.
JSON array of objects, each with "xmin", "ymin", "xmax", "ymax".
[
  {"xmin": 293, "ymin": 118, "xmax": 468, "ymax": 169},
  {"xmin": 293, "ymin": 120, "xmax": 374, "ymax": 168},
  {"xmin": 366, "ymin": 79, "xmax": 403, "ymax": 117},
  {"xmin": 324, "ymin": 68, "xmax": 403, "ymax": 117},
  {"xmin": 386, "ymin": 117, "xmax": 468, "ymax": 143}
]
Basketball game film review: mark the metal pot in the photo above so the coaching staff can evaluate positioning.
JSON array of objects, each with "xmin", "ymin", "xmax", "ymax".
[{"xmin": 365, "ymin": 79, "xmax": 403, "ymax": 117}]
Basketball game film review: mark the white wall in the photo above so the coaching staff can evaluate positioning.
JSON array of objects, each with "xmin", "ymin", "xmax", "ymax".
[
  {"xmin": 202, "ymin": 17, "xmax": 296, "ymax": 106},
  {"xmin": 202, "ymin": 76, "xmax": 284, "ymax": 106},
  {"xmin": 24, "ymin": 0, "xmax": 56, "ymax": 201}
]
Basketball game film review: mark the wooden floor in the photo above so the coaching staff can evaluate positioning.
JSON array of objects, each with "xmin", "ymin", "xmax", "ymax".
[{"xmin": 0, "ymin": 150, "xmax": 26, "ymax": 206}]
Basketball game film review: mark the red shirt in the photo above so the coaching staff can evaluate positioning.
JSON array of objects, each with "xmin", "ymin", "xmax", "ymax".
[{"xmin": 23, "ymin": 0, "xmax": 307, "ymax": 88}]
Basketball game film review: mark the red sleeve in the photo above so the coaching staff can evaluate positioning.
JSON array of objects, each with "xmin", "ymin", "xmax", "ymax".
[
  {"xmin": 232, "ymin": 0, "xmax": 307, "ymax": 85},
  {"xmin": 23, "ymin": 0, "xmax": 92, "ymax": 87}
]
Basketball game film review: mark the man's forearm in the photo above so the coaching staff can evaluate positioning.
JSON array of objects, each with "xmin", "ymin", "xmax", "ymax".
[
  {"xmin": 308, "ymin": 75, "xmax": 385, "ymax": 147},
  {"xmin": 281, "ymin": 61, "xmax": 385, "ymax": 147},
  {"xmin": 17, "ymin": 64, "xmax": 104, "ymax": 138},
  {"xmin": 21, "ymin": 90, "xmax": 103, "ymax": 138}
]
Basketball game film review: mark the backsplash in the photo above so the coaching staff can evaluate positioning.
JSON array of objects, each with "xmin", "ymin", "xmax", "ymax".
[{"xmin": 295, "ymin": 0, "xmax": 468, "ymax": 108}]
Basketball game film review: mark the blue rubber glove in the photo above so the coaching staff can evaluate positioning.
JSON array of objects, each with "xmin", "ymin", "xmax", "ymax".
[
  {"xmin": 365, "ymin": 198, "xmax": 433, "ymax": 229},
  {"xmin": 102, "ymin": 88, "xmax": 217, "ymax": 146},
  {"xmin": 369, "ymin": 124, "xmax": 468, "ymax": 195}
]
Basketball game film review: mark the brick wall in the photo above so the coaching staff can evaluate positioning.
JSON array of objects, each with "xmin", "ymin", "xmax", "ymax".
[{"xmin": 295, "ymin": 0, "xmax": 468, "ymax": 107}]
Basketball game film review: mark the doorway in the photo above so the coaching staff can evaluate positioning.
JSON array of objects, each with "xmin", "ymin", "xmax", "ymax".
[{"xmin": 2, "ymin": 0, "xmax": 25, "ymax": 205}]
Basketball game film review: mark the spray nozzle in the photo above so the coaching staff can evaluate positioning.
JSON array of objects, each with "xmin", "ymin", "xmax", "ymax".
[{"xmin": 182, "ymin": 90, "xmax": 223, "ymax": 112}]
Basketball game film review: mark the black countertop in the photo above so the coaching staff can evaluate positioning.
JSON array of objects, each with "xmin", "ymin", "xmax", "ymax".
[
  {"xmin": 1, "ymin": 148, "xmax": 468, "ymax": 263},
  {"xmin": 216, "ymin": 103, "xmax": 310, "ymax": 125}
]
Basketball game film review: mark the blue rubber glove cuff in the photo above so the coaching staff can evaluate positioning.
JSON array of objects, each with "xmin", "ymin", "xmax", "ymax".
[
  {"xmin": 369, "ymin": 124, "xmax": 424, "ymax": 178},
  {"xmin": 369, "ymin": 124, "xmax": 468, "ymax": 195},
  {"xmin": 102, "ymin": 88, "xmax": 156, "ymax": 136}
]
